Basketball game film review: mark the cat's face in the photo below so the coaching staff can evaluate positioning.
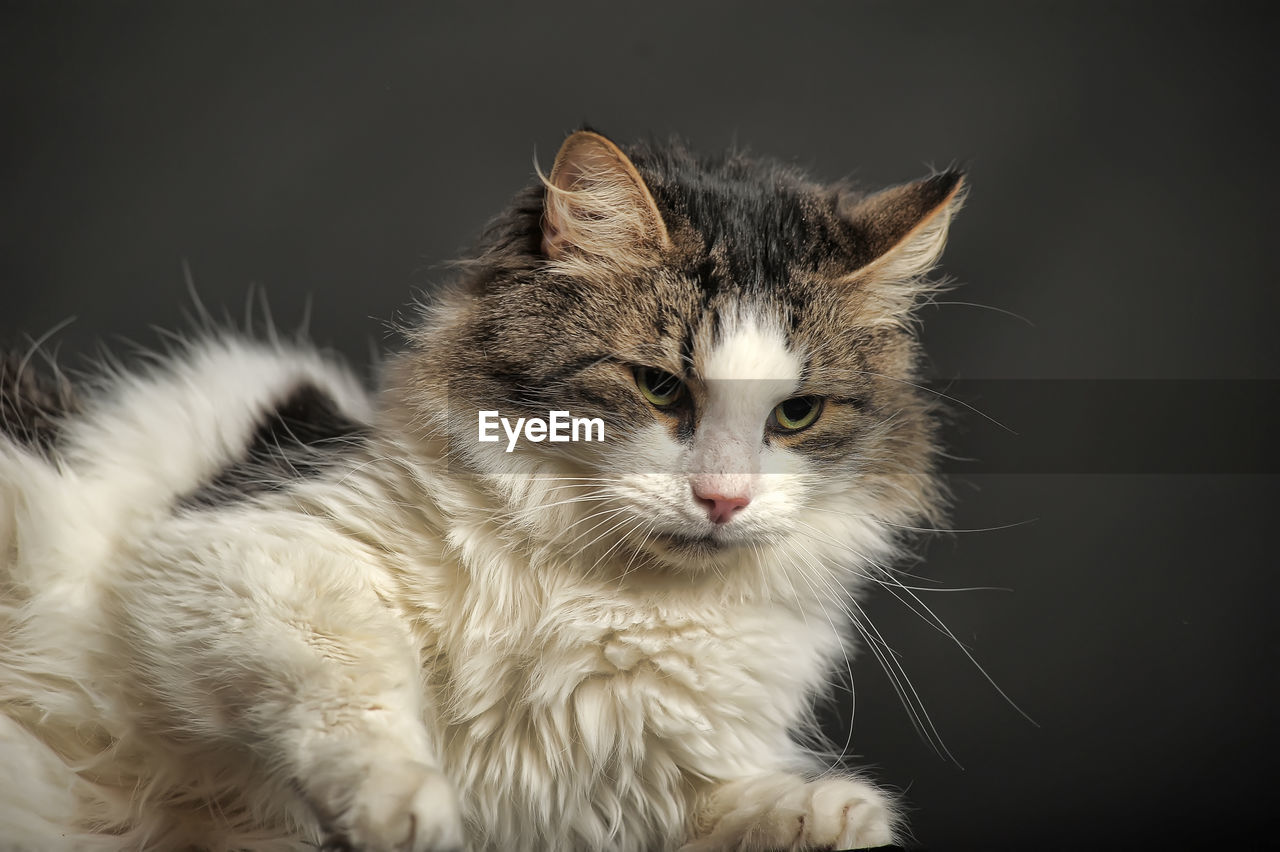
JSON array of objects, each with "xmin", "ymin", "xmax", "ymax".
[{"xmin": 402, "ymin": 132, "xmax": 961, "ymax": 576}]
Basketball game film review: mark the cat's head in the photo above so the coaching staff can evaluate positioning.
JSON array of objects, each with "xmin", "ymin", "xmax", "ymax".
[{"xmin": 397, "ymin": 130, "xmax": 962, "ymax": 580}]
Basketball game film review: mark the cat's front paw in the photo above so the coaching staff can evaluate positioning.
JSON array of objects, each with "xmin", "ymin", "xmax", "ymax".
[
  {"xmin": 320, "ymin": 761, "xmax": 464, "ymax": 852},
  {"xmin": 685, "ymin": 773, "xmax": 896, "ymax": 851},
  {"xmin": 799, "ymin": 777, "xmax": 895, "ymax": 850}
]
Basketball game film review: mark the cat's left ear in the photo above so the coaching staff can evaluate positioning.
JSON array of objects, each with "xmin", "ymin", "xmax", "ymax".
[
  {"xmin": 540, "ymin": 131, "xmax": 671, "ymax": 265},
  {"xmin": 839, "ymin": 170, "xmax": 966, "ymax": 287}
]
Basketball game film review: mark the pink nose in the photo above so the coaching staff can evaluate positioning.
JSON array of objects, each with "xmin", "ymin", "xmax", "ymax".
[{"xmin": 692, "ymin": 487, "xmax": 750, "ymax": 525}]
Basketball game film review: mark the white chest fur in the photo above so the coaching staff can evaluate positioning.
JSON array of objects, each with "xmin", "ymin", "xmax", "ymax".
[{"xmin": 406, "ymin": 559, "xmax": 838, "ymax": 852}]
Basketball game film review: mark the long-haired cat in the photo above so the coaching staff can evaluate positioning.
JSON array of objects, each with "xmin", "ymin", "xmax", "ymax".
[{"xmin": 0, "ymin": 130, "xmax": 964, "ymax": 851}]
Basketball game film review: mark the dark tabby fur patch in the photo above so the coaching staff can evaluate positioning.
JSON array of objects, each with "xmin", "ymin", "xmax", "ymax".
[
  {"xmin": 0, "ymin": 349, "xmax": 79, "ymax": 455},
  {"xmin": 180, "ymin": 382, "xmax": 366, "ymax": 508}
]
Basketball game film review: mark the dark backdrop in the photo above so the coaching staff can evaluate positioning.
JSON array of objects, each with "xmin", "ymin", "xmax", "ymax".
[{"xmin": 3, "ymin": 2, "xmax": 1276, "ymax": 849}]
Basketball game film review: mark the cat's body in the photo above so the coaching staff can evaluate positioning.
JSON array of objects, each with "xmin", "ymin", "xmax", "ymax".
[{"xmin": 0, "ymin": 132, "xmax": 964, "ymax": 851}]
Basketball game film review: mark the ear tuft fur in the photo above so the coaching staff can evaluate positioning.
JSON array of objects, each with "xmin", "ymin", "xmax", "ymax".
[{"xmin": 539, "ymin": 131, "xmax": 671, "ymax": 266}]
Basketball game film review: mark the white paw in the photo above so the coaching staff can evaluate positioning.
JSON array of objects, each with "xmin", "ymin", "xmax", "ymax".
[
  {"xmin": 800, "ymin": 777, "xmax": 895, "ymax": 849},
  {"xmin": 684, "ymin": 773, "xmax": 896, "ymax": 851},
  {"xmin": 323, "ymin": 761, "xmax": 464, "ymax": 852}
]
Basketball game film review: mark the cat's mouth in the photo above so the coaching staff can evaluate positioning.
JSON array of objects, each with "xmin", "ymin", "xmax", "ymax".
[{"xmin": 648, "ymin": 530, "xmax": 727, "ymax": 555}]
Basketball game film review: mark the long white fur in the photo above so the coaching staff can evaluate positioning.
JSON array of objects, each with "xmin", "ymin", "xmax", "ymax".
[{"xmin": 0, "ymin": 328, "xmax": 906, "ymax": 850}]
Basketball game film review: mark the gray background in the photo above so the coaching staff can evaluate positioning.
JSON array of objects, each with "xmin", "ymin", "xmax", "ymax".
[{"xmin": 3, "ymin": 2, "xmax": 1275, "ymax": 848}]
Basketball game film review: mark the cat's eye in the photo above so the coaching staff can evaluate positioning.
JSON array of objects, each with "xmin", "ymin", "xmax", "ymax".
[
  {"xmin": 634, "ymin": 367, "xmax": 686, "ymax": 408},
  {"xmin": 770, "ymin": 396, "xmax": 823, "ymax": 432}
]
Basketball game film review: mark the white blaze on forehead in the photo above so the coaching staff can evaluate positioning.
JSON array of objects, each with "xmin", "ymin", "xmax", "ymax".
[
  {"xmin": 701, "ymin": 314, "xmax": 802, "ymax": 385},
  {"xmin": 690, "ymin": 315, "xmax": 801, "ymax": 478}
]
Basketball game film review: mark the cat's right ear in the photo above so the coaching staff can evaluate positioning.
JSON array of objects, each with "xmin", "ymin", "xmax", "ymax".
[
  {"xmin": 540, "ymin": 131, "xmax": 671, "ymax": 265},
  {"xmin": 835, "ymin": 171, "xmax": 966, "ymax": 323},
  {"xmin": 839, "ymin": 170, "xmax": 966, "ymax": 285}
]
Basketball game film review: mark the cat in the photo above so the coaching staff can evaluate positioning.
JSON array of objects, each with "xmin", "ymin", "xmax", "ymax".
[{"xmin": 0, "ymin": 129, "xmax": 964, "ymax": 851}]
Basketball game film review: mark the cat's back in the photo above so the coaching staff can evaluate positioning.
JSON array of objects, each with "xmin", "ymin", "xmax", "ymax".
[
  {"xmin": 0, "ymin": 334, "xmax": 377, "ymax": 626},
  {"xmin": 3, "ymin": 336, "xmax": 367, "ymax": 519},
  {"xmin": 0, "ymin": 330, "xmax": 376, "ymax": 611}
]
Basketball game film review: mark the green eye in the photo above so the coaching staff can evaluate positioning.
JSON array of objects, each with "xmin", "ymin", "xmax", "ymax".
[
  {"xmin": 635, "ymin": 367, "xmax": 686, "ymax": 408},
  {"xmin": 771, "ymin": 396, "xmax": 823, "ymax": 432}
]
